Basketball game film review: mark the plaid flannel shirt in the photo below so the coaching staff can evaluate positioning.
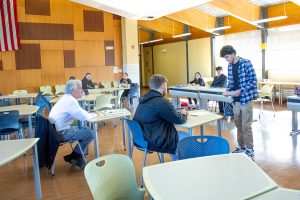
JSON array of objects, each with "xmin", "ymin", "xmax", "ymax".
[{"xmin": 227, "ymin": 57, "xmax": 258, "ymax": 105}]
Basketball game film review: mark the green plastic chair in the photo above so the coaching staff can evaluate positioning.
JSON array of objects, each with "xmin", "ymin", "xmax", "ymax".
[
  {"xmin": 95, "ymin": 94, "xmax": 114, "ymax": 111},
  {"xmin": 84, "ymin": 154, "xmax": 145, "ymax": 200},
  {"xmin": 13, "ymin": 90, "xmax": 28, "ymax": 95},
  {"xmin": 54, "ymin": 84, "xmax": 66, "ymax": 95},
  {"xmin": 256, "ymin": 84, "xmax": 275, "ymax": 118},
  {"xmin": 40, "ymin": 85, "xmax": 54, "ymax": 96}
]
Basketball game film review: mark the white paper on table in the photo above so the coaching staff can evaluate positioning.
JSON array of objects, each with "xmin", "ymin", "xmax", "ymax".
[{"xmin": 188, "ymin": 110, "xmax": 208, "ymax": 116}]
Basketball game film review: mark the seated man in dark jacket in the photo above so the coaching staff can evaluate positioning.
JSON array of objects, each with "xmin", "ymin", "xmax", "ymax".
[
  {"xmin": 210, "ymin": 66, "xmax": 227, "ymax": 113},
  {"xmin": 134, "ymin": 74, "xmax": 189, "ymax": 155}
]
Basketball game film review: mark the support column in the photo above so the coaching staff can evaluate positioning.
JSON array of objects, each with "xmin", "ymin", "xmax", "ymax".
[{"xmin": 121, "ymin": 18, "xmax": 140, "ymax": 85}]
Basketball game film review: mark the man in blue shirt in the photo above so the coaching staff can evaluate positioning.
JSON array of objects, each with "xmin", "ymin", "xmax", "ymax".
[{"xmin": 220, "ymin": 45, "xmax": 258, "ymax": 159}]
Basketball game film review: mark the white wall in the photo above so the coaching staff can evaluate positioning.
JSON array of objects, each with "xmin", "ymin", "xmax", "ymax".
[
  {"xmin": 188, "ymin": 38, "xmax": 211, "ymax": 80},
  {"xmin": 153, "ymin": 42, "xmax": 187, "ymax": 86}
]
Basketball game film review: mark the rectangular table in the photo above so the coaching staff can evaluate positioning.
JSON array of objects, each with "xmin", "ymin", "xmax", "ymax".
[
  {"xmin": 0, "ymin": 93, "xmax": 38, "ymax": 105},
  {"xmin": 87, "ymin": 109, "xmax": 131, "ymax": 158},
  {"xmin": 169, "ymin": 85, "xmax": 232, "ymax": 109},
  {"xmin": 287, "ymin": 95, "xmax": 300, "ymax": 135},
  {"xmin": 143, "ymin": 154, "xmax": 277, "ymax": 200},
  {"xmin": 175, "ymin": 110, "xmax": 223, "ymax": 137},
  {"xmin": 0, "ymin": 105, "xmax": 39, "ymax": 137},
  {"xmin": 0, "ymin": 138, "xmax": 41, "ymax": 199},
  {"xmin": 251, "ymin": 188, "xmax": 300, "ymax": 200}
]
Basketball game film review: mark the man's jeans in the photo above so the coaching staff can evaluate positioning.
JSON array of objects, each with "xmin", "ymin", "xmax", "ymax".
[{"xmin": 59, "ymin": 126, "xmax": 95, "ymax": 155}]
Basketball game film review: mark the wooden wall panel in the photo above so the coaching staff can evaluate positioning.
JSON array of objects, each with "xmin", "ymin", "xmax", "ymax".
[
  {"xmin": 87, "ymin": 66, "xmax": 114, "ymax": 82},
  {"xmin": 42, "ymin": 76, "xmax": 66, "ymax": 86},
  {"xmin": 104, "ymin": 12, "xmax": 114, "ymax": 40},
  {"xmin": 17, "ymin": 6, "xmax": 26, "ymax": 22},
  {"xmin": 50, "ymin": 0, "xmax": 73, "ymax": 24},
  {"xmin": 0, "ymin": 71, "xmax": 3, "ymax": 94},
  {"xmin": 17, "ymin": 0, "xmax": 25, "ymax": 6},
  {"xmin": 15, "ymin": 44, "xmax": 41, "ymax": 70},
  {"xmin": 40, "ymin": 40, "xmax": 64, "ymax": 50},
  {"xmin": 63, "ymin": 41, "xmax": 75, "ymax": 50},
  {"xmin": 64, "ymin": 67, "xmax": 87, "ymax": 81},
  {"xmin": 84, "ymin": 41, "xmax": 105, "ymax": 67},
  {"xmin": 74, "ymin": 31, "xmax": 104, "ymax": 41},
  {"xmin": 114, "ymin": 27, "xmax": 122, "ymax": 66},
  {"xmin": 41, "ymin": 51, "xmax": 65, "ymax": 77},
  {"xmin": 75, "ymin": 41, "xmax": 86, "ymax": 67},
  {"xmin": 3, "ymin": 70, "xmax": 18, "ymax": 94},
  {"xmin": 64, "ymin": 50, "xmax": 75, "ymax": 68},
  {"xmin": 2, "ymin": 51, "xmax": 16, "ymax": 70},
  {"xmin": 0, "ymin": 61, "xmax": 2, "ymax": 71},
  {"xmin": 83, "ymin": 10, "xmax": 104, "ymax": 32},
  {"xmin": 17, "ymin": 69, "xmax": 42, "ymax": 90},
  {"xmin": 25, "ymin": 0, "xmax": 50, "ymax": 15},
  {"xmin": 72, "ymin": 3, "xmax": 84, "ymax": 31},
  {"xmin": 104, "ymin": 41, "xmax": 115, "ymax": 66}
]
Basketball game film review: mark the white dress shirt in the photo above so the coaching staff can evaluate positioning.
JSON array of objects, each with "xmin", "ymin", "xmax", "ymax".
[{"xmin": 49, "ymin": 94, "xmax": 96, "ymax": 131}]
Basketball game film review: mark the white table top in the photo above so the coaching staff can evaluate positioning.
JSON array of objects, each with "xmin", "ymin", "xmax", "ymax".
[
  {"xmin": 0, "ymin": 104, "xmax": 39, "ymax": 116},
  {"xmin": 50, "ymin": 94, "xmax": 104, "ymax": 104},
  {"xmin": 0, "ymin": 138, "xmax": 39, "ymax": 166},
  {"xmin": 143, "ymin": 154, "xmax": 277, "ymax": 200},
  {"xmin": 0, "ymin": 93, "xmax": 38, "ymax": 99},
  {"xmin": 87, "ymin": 108, "xmax": 131, "ymax": 123},
  {"xmin": 175, "ymin": 110, "xmax": 222, "ymax": 129},
  {"xmin": 170, "ymin": 85, "xmax": 226, "ymax": 93},
  {"xmin": 251, "ymin": 188, "xmax": 300, "ymax": 200}
]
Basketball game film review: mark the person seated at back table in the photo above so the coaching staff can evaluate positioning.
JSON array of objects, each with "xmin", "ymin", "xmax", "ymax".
[
  {"xmin": 82, "ymin": 73, "xmax": 98, "ymax": 95},
  {"xmin": 134, "ymin": 74, "xmax": 190, "ymax": 158},
  {"xmin": 119, "ymin": 73, "xmax": 133, "ymax": 104},
  {"xmin": 188, "ymin": 72, "xmax": 205, "ymax": 108},
  {"xmin": 210, "ymin": 66, "xmax": 227, "ymax": 113}
]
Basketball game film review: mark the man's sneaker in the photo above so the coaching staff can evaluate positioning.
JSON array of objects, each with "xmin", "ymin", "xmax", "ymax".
[
  {"xmin": 232, "ymin": 146, "xmax": 246, "ymax": 153},
  {"xmin": 245, "ymin": 148, "xmax": 255, "ymax": 160},
  {"xmin": 70, "ymin": 158, "xmax": 87, "ymax": 169}
]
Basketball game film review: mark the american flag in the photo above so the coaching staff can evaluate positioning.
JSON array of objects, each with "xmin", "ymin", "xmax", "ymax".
[{"xmin": 0, "ymin": 0, "xmax": 20, "ymax": 51}]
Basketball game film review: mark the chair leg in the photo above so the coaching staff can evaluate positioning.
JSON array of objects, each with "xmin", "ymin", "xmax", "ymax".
[
  {"xmin": 140, "ymin": 150, "xmax": 148, "ymax": 188},
  {"xmin": 76, "ymin": 142, "xmax": 87, "ymax": 164},
  {"xmin": 51, "ymin": 161, "xmax": 55, "ymax": 176},
  {"xmin": 157, "ymin": 153, "xmax": 164, "ymax": 163},
  {"xmin": 259, "ymin": 101, "xmax": 263, "ymax": 119},
  {"xmin": 271, "ymin": 99, "xmax": 275, "ymax": 117}
]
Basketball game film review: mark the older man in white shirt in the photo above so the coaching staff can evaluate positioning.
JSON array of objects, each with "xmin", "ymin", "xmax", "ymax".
[{"xmin": 49, "ymin": 79, "xmax": 97, "ymax": 168}]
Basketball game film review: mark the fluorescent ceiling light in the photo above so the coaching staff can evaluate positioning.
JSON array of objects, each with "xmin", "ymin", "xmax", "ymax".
[
  {"xmin": 139, "ymin": 38, "xmax": 163, "ymax": 45},
  {"xmin": 205, "ymin": 26, "xmax": 231, "ymax": 33},
  {"xmin": 70, "ymin": 0, "xmax": 211, "ymax": 20},
  {"xmin": 172, "ymin": 33, "xmax": 191, "ymax": 38},
  {"xmin": 252, "ymin": 16, "xmax": 288, "ymax": 24}
]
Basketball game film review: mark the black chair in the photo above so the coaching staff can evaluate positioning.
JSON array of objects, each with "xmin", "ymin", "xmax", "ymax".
[
  {"xmin": 121, "ymin": 83, "xmax": 140, "ymax": 108},
  {"xmin": 0, "ymin": 110, "xmax": 23, "ymax": 139}
]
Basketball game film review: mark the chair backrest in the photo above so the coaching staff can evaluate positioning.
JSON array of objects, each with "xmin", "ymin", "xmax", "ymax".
[
  {"xmin": 124, "ymin": 118, "xmax": 148, "ymax": 149},
  {"xmin": 0, "ymin": 100, "xmax": 11, "ymax": 107},
  {"xmin": 177, "ymin": 136, "xmax": 230, "ymax": 160},
  {"xmin": 95, "ymin": 94, "xmax": 113, "ymax": 111},
  {"xmin": 55, "ymin": 84, "xmax": 66, "ymax": 95},
  {"xmin": 13, "ymin": 90, "xmax": 28, "ymax": 95},
  {"xmin": 35, "ymin": 92, "xmax": 52, "ymax": 115},
  {"xmin": 101, "ymin": 81, "xmax": 112, "ymax": 88},
  {"xmin": 88, "ymin": 89, "xmax": 102, "ymax": 95},
  {"xmin": 112, "ymin": 81, "xmax": 119, "ymax": 88},
  {"xmin": 84, "ymin": 154, "xmax": 144, "ymax": 200},
  {"xmin": 0, "ymin": 110, "xmax": 21, "ymax": 133},
  {"xmin": 260, "ymin": 84, "xmax": 274, "ymax": 99},
  {"xmin": 40, "ymin": 86, "xmax": 53, "ymax": 96},
  {"xmin": 128, "ymin": 83, "xmax": 139, "ymax": 98}
]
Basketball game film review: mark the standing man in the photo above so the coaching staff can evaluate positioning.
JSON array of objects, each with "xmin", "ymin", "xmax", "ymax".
[
  {"xmin": 134, "ymin": 74, "xmax": 189, "ymax": 156},
  {"xmin": 220, "ymin": 45, "xmax": 258, "ymax": 159},
  {"xmin": 210, "ymin": 66, "xmax": 227, "ymax": 113},
  {"xmin": 49, "ymin": 79, "xmax": 97, "ymax": 168}
]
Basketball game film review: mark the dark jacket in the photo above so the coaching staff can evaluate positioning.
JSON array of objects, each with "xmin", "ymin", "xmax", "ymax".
[
  {"xmin": 119, "ymin": 78, "xmax": 132, "ymax": 85},
  {"xmin": 82, "ymin": 78, "xmax": 95, "ymax": 90},
  {"xmin": 35, "ymin": 115, "xmax": 61, "ymax": 169},
  {"xmin": 210, "ymin": 74, "xmax": 227, "ymax": 88},
  {"xmin": 133, "ymin": 90, "xmax": 187, "ymax": 154},
  {"xmin": 189, "ymin": 78, "xmax": 205, "ymax": 86}
]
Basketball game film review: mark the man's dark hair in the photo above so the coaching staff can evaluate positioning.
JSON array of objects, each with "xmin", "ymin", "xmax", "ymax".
[
  {"xmin": 69, "ymin": 76, "xmax": 76, "ymax": 80},
  {"xmin": 216, "ymin": 66, "xmax": 223, "ymax": 71},
  {"xmin": 85, "ymin": 73, "xmax": 91, "ymax": 77},
  {"xmin": 149, "ymin": 74, "xmax": 168, "ymax": 90},
  {"xmin": 220, "ymin": 45, "xmax": 236, "ymax": 57},
  {"xmin": 123, "ymin": 73, "xmax": 128, "ymax": 76}
]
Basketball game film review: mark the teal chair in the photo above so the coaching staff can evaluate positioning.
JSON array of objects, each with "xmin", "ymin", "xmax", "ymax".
[{"xmin": 84, "ymin": 154, "xmax": 144, "ymax": 200}]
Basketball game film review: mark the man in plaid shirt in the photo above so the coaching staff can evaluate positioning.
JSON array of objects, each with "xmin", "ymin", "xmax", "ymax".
[{"xmin": 220, "ymin": 45, "xmax": 258, "ymax": 159}]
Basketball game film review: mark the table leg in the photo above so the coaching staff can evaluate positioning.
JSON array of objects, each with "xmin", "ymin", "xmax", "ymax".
[
  {"xmin": 28, "ymin": 115, "xmax": 33, "ymax": 138},
  {"xmin": 122, "ymin": 117, "xmax": 126, "ymax": 150},
  {"xmin": 200, "ymin": 125, "xmax": 204, "ymax": 136},
  {"xmin": 93, "ymin": 122, "xmax": 99, "ymax": 158},
  {"xmin": 127, "ymin": 121, "xmax": 132, "ymax": 157},
  {"xmin": 217, "ymin": 119, "xmax": 222, "ymax": 137},
  {"xmin": 33, "ymin": 144, "xmax": 42, "ymax": 199},
  {"xmin": 279, "ymin": 85, "xmax": 282, "ymax": 106},
  {"xmin": 292, "ymin": 111, "xmax": 298, "ymax": 131},
  {"xmin": 30, "ymin": 97, "xmax": 33, "ymax": 105}
]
